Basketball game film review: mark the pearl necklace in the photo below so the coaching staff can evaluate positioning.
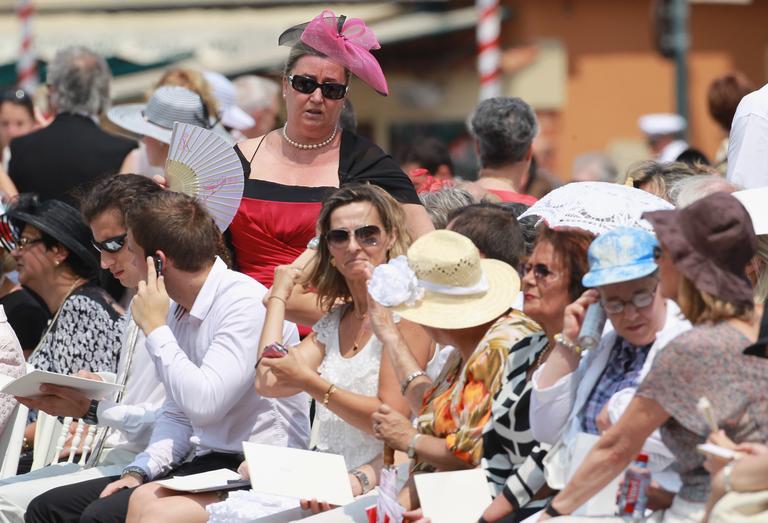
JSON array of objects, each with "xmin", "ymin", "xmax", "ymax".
[{"xmin": 282, "ymin": 125, "xmax": 337, "ymax": 150}]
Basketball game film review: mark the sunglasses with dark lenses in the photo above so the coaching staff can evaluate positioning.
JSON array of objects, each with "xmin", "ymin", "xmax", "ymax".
[
  {"xmin": 92, "ymin": 233, "xmax": 127, "ymax": 254},
  {"xmin": 522, "ymin": 262, "xmax": 556, "ymax": 280},
  {"xmin": 288, "ymin": 75, "xmax": 348, "ymax": 100},
  {"xmin": 326, "ymin": 225, "xmax": 381, "ymax": 248}
]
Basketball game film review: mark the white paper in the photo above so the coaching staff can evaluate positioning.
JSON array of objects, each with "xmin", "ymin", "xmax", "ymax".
[
  {"xmin": 243, "ymin": 442, "xmax": 354, "ymax": 507},
  {"xmin": 697, "ymin": 443, "xmax": 737, "ymax": 460},
  {"xmin": 156, "ymin": 468, "xmax": 250, "ymax": 493},
  {"xmin": 415, "ymin": 469, "xmax": 492, "ymax": 523},
  {"xmin": 0, "ymin": 370, "xmax": 122, "ymax": 400},
  {"xmin": 567, "ymin": 432, "xmax": 622, "ymax": 516}
]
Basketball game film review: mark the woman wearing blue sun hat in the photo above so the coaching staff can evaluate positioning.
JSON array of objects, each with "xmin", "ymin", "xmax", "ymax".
[{"xmin": 529, "ymin": 227, "xmax": 691, "ymax": 514}]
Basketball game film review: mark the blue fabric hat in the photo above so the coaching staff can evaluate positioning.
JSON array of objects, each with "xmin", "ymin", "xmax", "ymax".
[{"xmin": 582, "ymin": 227, "xmax": 658, "ymax": 288}]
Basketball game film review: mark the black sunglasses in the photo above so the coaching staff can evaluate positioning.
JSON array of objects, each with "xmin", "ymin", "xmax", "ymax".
[
  {"xmin": 522, "ymin": 262, "xmax": 556, "ymax": 280},
  {"xmin": 288, "ymin": 75, "xmax": 348, "ymax": 100},
  {"xmin": 326, "ymin": 225, "xmax": 381, "ymax": 248},
  {"xmin": 92, "ymin": 233, "xmax": 127, "ymax": 254}
]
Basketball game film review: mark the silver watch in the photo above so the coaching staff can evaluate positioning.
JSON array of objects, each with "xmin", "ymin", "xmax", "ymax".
[{"xmin": 350, "ymin": 469, "xmax": 371, "ymax": 494}]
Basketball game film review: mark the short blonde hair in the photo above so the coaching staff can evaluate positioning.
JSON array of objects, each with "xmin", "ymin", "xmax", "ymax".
[
  {"xmin": 310, "ymin": 184, "xmax": 410, "ymax": 312},
  {"xmin": 678, "ymin": 276, "xmax": 754, "ymax": 325}
]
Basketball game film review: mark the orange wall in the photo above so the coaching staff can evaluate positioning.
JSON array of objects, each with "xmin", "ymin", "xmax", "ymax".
[{"xmin": 503, "ymin": 0, "xmax": 768, "ymax": 178}]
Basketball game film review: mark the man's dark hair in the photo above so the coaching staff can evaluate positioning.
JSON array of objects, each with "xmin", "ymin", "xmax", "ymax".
[
  {"xmin": 446, "ymin": 202, "xmax": 525, "ymax": 269},
  {"xmin": 126, "ymin": 191, "xmax": 224, "ymax": 272},
  {"xmin": 80, "ymin": 174, "xmax": 163, "ymax": 225},
  {"xmin": 397, "ymin": 137, "xmax": 454, "ymax": 175}
]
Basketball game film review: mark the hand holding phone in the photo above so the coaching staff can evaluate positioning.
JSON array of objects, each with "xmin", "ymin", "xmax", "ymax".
[
  {"xmin": 255, "ymin": 342, "xmax": 288, "ymax": 370},
  {"xmin": 153, "ymin": 254, "xmax": 164, "ymax": 276}
]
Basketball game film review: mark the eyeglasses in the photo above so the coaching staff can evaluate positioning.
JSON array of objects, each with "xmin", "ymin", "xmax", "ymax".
[
  {"xmin": 601, "ymin": 288, "xmax": 657, "ymax": 314},
  {"xmin": 288, "ymin": 75, "xmax": 348, "ymax": 100},
  {"xmin": 326, "ymin": 225, "xmax": 381, "ymax": 248},
  {"xmin": 652, "ymin": 246, "xmax": 664, "ymax": 261},
  {"xmin": 92, "ymin": 233, "xmax": 127, "ymax": 254},
  {"xmin": 522, "ymin": 262, "xmax": 557, "ymax": 281},
  {"xmin": 16, "ymin": 236, "xmax": 43, "ymax": 250}
]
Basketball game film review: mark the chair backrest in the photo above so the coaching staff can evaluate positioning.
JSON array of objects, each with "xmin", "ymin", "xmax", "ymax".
[
  {"xmin": 31, "ymin": 412, "xmax": 101, "ymax": 471},
  {"xmin": 0, "ymin": 402, "xmax": 30, "ymax": 479}
]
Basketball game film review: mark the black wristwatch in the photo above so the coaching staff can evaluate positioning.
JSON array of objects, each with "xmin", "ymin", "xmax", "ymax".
[
  {"xmin": 82, "ymin": 399, "xmax": 99, "ymax": 425},
  {"xmin": 121, "ymin": 466, "xmax": 149, "ymax": 483}
]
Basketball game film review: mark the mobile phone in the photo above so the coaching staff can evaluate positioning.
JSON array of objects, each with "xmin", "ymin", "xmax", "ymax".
[
  {"xmin": 153, "ymin": 254, "xmax": 163, "ymax": 275},
  {"xmin": 255, "ymin": 343, "xmax": 289, "ymax": 370},
  {"xmin": 696, "ymin": 443, "xmax": 738, "ymax": 460},
  {"xmin": 578, "ymin": 302, "xmax": 608, "ymax": 351}
]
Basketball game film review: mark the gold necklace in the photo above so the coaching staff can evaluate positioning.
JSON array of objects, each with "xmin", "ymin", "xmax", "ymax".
[{"xmin": 352, "ymin": 317, "xmax": 368, "ymax": 352}]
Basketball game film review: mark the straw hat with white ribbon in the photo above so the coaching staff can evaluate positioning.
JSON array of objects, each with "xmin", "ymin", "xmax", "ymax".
[{"xmin": 368, "ymin": 230, "xmax": 520, "ymax": 329}]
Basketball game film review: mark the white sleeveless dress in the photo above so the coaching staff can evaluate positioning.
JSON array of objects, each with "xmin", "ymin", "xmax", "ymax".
[{"xmin": 207, "ymin": 305, "xmax": 385, "ymax": 522}]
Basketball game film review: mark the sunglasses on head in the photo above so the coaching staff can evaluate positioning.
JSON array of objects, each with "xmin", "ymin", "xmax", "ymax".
[
  {"xmin": 92, "ymin": 232, "xmax": 127, "ymax": 254},
  {"xmin": 326, "ymin": 225, "xmax": 381, "ymax": 248},
  {"xmin": 288, "ymin": 75, "xmax": 348, "ymax": 100}
]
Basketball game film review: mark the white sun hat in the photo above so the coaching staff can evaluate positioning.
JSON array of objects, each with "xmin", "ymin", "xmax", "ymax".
[
  {"xmin": 203, "ymin": 71, "xmax": 256, "ymax": 131},
  {"xmin": 107, "ymin": 86, "xmax": 213, "ymax": 144}
]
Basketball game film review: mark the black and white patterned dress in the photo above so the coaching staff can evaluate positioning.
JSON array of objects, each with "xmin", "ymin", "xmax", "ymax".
[
  {"xmin": 482, "ymin": 331, "xmax": 552, "ymax": 520},
  {"xmin": 28, "ymin": 283, "xmax": 124, "ymax": 375}
]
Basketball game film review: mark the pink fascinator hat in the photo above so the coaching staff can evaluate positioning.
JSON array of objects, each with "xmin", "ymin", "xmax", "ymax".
[{"xmin": 278, "ymin": 10, "xmax": 389, "ymax": 96}]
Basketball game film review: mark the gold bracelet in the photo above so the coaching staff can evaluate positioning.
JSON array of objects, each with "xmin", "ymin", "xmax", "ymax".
[
  {"xmin": 323, "ymin": 384, "xmax": 337, "ymax": 407},
  {"xmin": 268, "ymin": 295, "xmax": 287, "ymax": 305}
]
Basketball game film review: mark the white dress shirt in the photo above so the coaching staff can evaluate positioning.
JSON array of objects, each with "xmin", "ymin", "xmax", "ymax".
[
  {"xmin": 727, "ymin": 83, "xmax": 768, "ymax": 189},
  {"xmin": 127, "ymin": 258, "xmax": 309, "ymax": 479},
  {"xmin": 97, "ymin": 315, "xmax": 166, "ymax": 454}
]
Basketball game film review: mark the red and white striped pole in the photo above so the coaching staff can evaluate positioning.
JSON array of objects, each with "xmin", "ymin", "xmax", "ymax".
[
  {"xmin": 16, "ymin": 0, "xmax": 38, "ymax": 93},
  {"xmin": 477, "ymin": 0, "xmax": 501, "ymax": 100}
]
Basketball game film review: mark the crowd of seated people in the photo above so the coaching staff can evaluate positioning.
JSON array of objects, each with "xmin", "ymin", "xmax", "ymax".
[{"xmin": 0, "ymin": 7, "xmax": 766, "ymax": 523}]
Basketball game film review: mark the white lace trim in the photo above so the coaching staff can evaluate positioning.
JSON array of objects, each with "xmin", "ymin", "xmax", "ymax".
[{"xmin": 519, "ymin": 181, "xmax": 673, "ymax": 235}]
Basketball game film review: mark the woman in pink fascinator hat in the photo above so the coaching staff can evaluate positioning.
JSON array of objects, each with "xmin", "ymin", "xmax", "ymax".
[{"xmin": 225, "ymin": 10, "xmax": 432, "ymax": 333}]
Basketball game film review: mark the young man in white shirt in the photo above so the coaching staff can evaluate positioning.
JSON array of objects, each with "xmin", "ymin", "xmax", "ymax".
[
  {"xmin": 0, "ymin": 175, "xmax": 167, "ymax": 523},
  {"xmin": 25, "ymin": 191, "xmax": 309, "ymax": 523}
]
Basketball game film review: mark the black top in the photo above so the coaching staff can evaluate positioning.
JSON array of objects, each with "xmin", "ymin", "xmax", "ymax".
[
  {"xmin": 237, "ymin": 129, "xmax": 421, "ymax": 205},
  {"xmin": 9, "ymin": 113, "xmax": 137, "ymax": 207},
  {"xmin": 0, "ymin": 288, "xmax": 50, "ymax": 351}
]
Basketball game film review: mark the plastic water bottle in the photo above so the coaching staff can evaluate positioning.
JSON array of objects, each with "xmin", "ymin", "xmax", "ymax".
[{"xmin": 617, "ymin": 453, "xmax": 651, "ymax": 521}]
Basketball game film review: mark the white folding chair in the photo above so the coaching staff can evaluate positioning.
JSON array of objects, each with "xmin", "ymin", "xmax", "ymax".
[
  {"xmin": 31, "ymin": 412, "xmax": 100, "ymax": 471},
  {"xmin": 0, "ymin": 402, "xmax": 30, "ymax": 479}
]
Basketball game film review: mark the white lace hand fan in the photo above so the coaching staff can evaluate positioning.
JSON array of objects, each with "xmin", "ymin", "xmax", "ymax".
[
  {"xmin": 165, "ymin": 122, "xmax": 244, "ymax": 231},
  {"xmin": 519, "ymin": 181, "xmax": 674, "ymax": 235}
]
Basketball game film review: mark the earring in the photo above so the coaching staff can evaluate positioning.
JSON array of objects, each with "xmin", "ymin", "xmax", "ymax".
[
  {"xmin": 54, "ymin": 260, "xmax": 60, "ymax": 266},
  {"xmin": 330, "ymin": 258, "xmax": 336, "ymax": 267}
]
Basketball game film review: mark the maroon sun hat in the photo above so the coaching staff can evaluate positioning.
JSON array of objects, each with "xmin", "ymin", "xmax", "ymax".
[{"xmin": 642, "ymin": 191, "xmax": 756, "ymax": 307}]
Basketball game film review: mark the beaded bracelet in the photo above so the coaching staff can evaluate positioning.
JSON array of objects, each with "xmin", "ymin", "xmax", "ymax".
[{"xmin": 554, "ymin": 332, "xmax": 583, "ymax": 355}]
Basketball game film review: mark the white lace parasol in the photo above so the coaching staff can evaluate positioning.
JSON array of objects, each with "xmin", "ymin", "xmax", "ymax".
[
  {"xmin": 519, "ymin": 182, "xmax": 674, "ymax": 235},
  {"xmin": 165, "ymin": 122, "xmax": 244, "ymax": 232}
]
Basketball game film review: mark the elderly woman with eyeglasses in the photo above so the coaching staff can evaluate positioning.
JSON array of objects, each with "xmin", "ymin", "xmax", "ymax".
[
  {"xmin": 529, "ymin": 227, "xmax": 691, "ymax": 517},
  {"xmin": 539, "ymin": 193, "xmax": 768, "ymax": 522},
  {"xmin": 230, "ymin": 10, "xmax": 431, "ymax": 306}
]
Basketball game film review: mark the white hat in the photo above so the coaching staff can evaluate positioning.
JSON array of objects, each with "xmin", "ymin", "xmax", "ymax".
[
  {"xmin": 733, "ymin": 187, "xmax": 768, "ymax": 236},
  {"xmin": 638, "ymin": 113, "xmax": 686, "ymax": 136},
  {"xmin": 107, "ymin": 86, "xmax": 212, "ymax": 144},
  {"xmin": 203, "ymin": 71, "xmax": 256, "ymax": 131}
]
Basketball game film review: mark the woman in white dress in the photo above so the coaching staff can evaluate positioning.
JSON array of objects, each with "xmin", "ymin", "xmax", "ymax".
[{"xmin": 247, "ymin": 184, "xmax": 431, "ymax": 506}]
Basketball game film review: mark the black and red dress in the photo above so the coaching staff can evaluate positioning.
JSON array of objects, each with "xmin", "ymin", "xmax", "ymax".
[{"xmin": 230, "ymin": 130, "xmax": 420, "ymax": 289}]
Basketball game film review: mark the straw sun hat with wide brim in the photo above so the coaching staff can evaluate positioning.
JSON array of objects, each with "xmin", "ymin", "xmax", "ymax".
[
  {"xmin": 8, "ymin": 198, "xmax": 99, "ymax": 271},
  {"xmin": 385, "ymin": 230, "xmax": 520, "ymax": 330}
]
